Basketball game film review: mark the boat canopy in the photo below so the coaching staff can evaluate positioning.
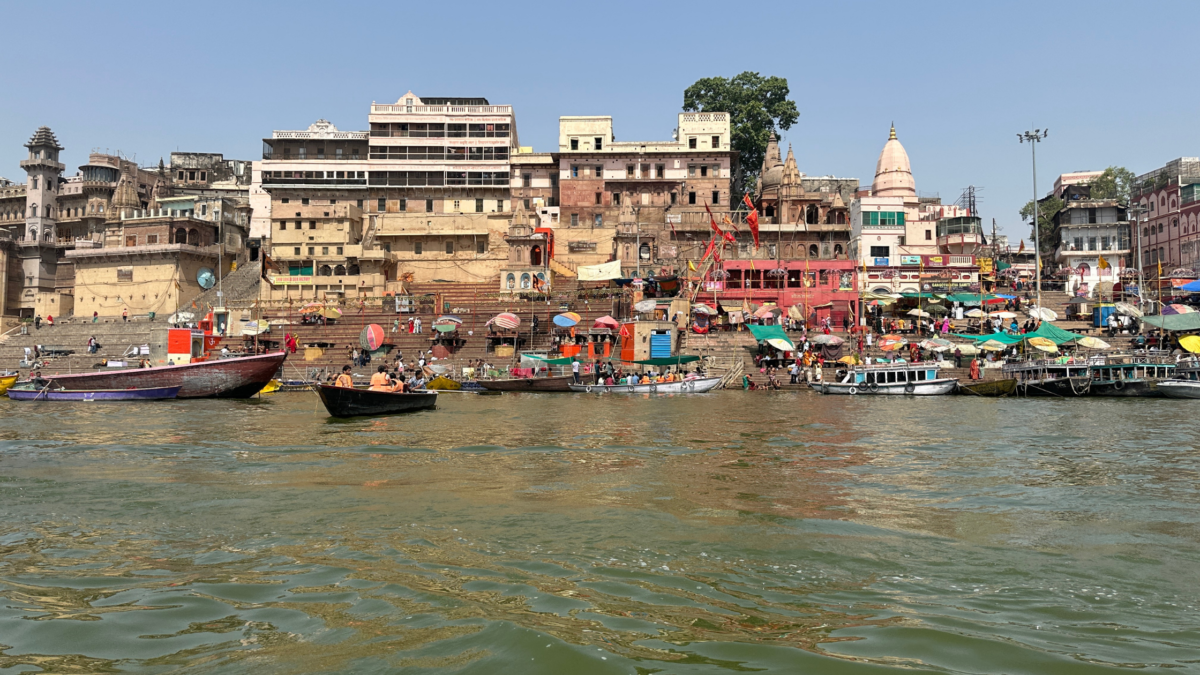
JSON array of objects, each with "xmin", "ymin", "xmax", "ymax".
[
  {"xmin": 747, "ymin": 325, "xmax": 795, "ymax": 351},
  {"xmin": 523, "ymin": 354, "xmax": 576, "ymax": 365},
  {"xmin": 940, "ymin": 293, "xmax": 1005, "ymax": 306},
  {"xmin": 952, "ymin": 322, "xmax": 1082, "ymax": 346}
]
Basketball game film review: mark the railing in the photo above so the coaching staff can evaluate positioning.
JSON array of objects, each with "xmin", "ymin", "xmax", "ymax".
[
  {"xmin": 370, "ymin": 104, "xmax": 512, "ymax": 115},
  {"xmin": 271, "ymin": 131, "xmax": 369, "ymax": 140},
  {"xmin": 679, "ymin": 112, "xmax": 728, "ymax": 123},
  {"xmin": 262, "ymin": 177, "xmax": 367, "ymax": 187},
  {"xmin": 262, "ymin": 151, "xmax": 365, "ymax": 161}
]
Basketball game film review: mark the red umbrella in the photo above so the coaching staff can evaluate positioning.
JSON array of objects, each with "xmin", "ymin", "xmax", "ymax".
[
  {"xmin": 360, "ymin": 324, "xmax": 385, "ymax": 350},
  {"xmin": 487, "ymin": 312, "xmax": 521, "ymax": 330},
  {"xmin": 593, "ymin": 315, "xmax": 620, "ymax": 329}
]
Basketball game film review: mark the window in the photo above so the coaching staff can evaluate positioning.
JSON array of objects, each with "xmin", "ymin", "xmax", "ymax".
[
  {"xmin": 594, "ymin": 214, "xmax": 602, "ymax": 227},
  {"xmin": 294, "ymin": 221, "xmax": 302, "ymax": 230},
  {"xmin": 337, "ymin": 246, "xmax": 343, "ymax": 255},
  {"xmin": 147, "ymin": 234, "xmax": 158, "ymax": 244},
  {"xmin": 446, "ymin": 240, "xmax": 455, "ymax": 254},
  {"xmin": 925, "ymin": 229, "xmax": 931, "ymax": 240},
  {"xmin": 281, "ymin": 198, "xmax": 290, "ymax": 204},
  {"xmin": 321, "ymin": 246, "xmax": 329, "ymax": 255},
  {"xmin": 475, "ymin": 198, "xmax": 484, "ymax": 213},
  {"xmin": 570, "ymin": 138, "xmax": 579, "ymax": 150},
  {"xmin": 298, "ymin": 148, "xmax": 306, "ymax": 159},
  {"xmin": 712, "ymin": 135, "xmax": 720, "ymax": 148},
  {"xmin": 117, "ymin": 266, "xmax": 133, "ymax": 282},
  {"xmin": 550, "ymin": 174, "xmax": 558, "ymax": 187},
  {"xmin": 357, "ymin": 199, "xmax": 364, "ymax": 209},
  {"xmin": 293, "ymin": 247, "xmax": 301, "ymax": 255},
  {"xmin": 336, "ymin": 148, "xmax": 343, "ymax": 158},
  {"xmin": 571, "ymin": 165, "xmax": 579, "ymax": 178},
  {"xmin": 523, "ymin": 199, "xmax": 531, "ymax": 210},
  {"xmin": 594, "ymin": 137, "xmax": 603, "ymax": 150},
  {"xmin": 670, "ymin": 192, "xmax": 677, "ymax": 204},
  {"xmin": 1159, "ymin": 223, "xmax": 1164, "ymax": 233},
  {"xmin": 700, "ymin": 165, "xmax": 708, "ymax": 177},
  {"xmin": 712, "ymin": 164, "xmax": 720, "ymax": 177},
  {"xmin": 414, "ymin": 241, "xmax": 423, "ymax": 254},
  {"xmin": 688, "ymin": 137, "xmax": 697, "ymax": 149},
  {"xmin": 425, "ymin": 199, "xmax": 433, "ymax": 212},
  {"xmin": 712, "ymin": 191, "xmax": 720, "ymax": 205},
  {"xmin": 453, "ymin": 200, "xmax": 461, "ymax": 211},
  {"xmin": 688, "ymin": 164, "xmax": 697, "ymax": 177},
  {"xmin": 308, "ymin": 246, "xmax": 315, "ymax": 255},
  {"xmin": 869, "ymin": 246, "xmax": 889, "ymax": 258},
  {"xmin": 655, "ymin": 164, "xmax": 665, "ymax": 178},
  {"xmin": 688, "ymin": 192, "xmax": 696, "ymax": 204},
  {"xmin": 592, "ymin": 165, "xmax": 602, "ymax": 179},
  {"xmin": 309, "ymin": 221, "xmax": 316, "ymax": 229},
  {"xmin": 177, "ymin": 171, "xmax": 184, "ymax": 180},
  {"xmin": 188, "ymin": 171, "xmax": 196, "ymax": 181},
  {"xmin": 571, "ymin": 213, "xmax": 579, "ymax": 227},
  {"xmin": 279, "ymin": 221, "xmax": 286, "ymax": 231},
  {"xmin": 377, "ymin": 198, "xmax": 386, "ymax": 212},
  {"xmin": 398, "ymin": 198, "xmax": 407, "ymax": 212},
  {"xmin": 302, "ymin": 198, "xmax": 310, "ymax": 205},
  {"xmin": 476, "ymin": 239, "xmax": 486, "ymax": 254},
  {"xmin": 522, "ymin": 173, "xmax": 531, "ymax": 186},
  {"xmin": 595, "ymin": 192, "xmax": 603, "ymax": 205},
  {"xmin": 613, "ymin": 192, "xmax": 621, "ymax": 206},
  {"xmin": 199, "ymin": 171, "xmax": 207, "ymax": 181},
  {"xmin": 627, "ymin": 164, "xmax": 635, "ymax": 178}
]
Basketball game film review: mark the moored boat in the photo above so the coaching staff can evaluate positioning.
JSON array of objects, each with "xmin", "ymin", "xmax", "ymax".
[
  {"xmin": 315, "ymin": 384, "xmax": 438, "ymax": 417},
  {"xmin": 1156, "ymin": 363, "xmax": 1200, "ymax": 399},
  {"xmin": 1003, "ymin": 360, "xmax": 1092, "ymax": 397},
  {"xmin": 477, "ymin": 374, "xmax": 576, "ymax": 392},
  {"xmin": 8, "ymin": 385, "xmax": 181, "ymax": 401},
  {"xmin": 1086, "ymin": 361, "xmax": 1175, "ymax": 397},
  {"xmin": 957, "ymin": 378, "xmax": 1018, "ymax": 397},
  {"xmin": 35, "ymin": 351, "xmax": 286, "ymax": 399},
  {"xmin": 0, "ymin": 373, "xmax": 17, "ymax": 395},
  {"xmin": 814, "ymin": 363, "xmax": 958, "ymax": 396},
  {"xmin": 569, "ymin": 376, "xmax": 721, "ymax": 394}
]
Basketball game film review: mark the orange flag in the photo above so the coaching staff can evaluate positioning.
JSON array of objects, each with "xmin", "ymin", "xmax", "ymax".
[{"xmin": 743, "ymin": 194, "xmax": 760, "ymax": 247}]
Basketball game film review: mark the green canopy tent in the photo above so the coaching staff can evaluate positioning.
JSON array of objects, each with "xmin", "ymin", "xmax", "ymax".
[
  {"xmin": 631, "ymin": 355, "xmax": 701, "ymax": 366},
  {"xmin": 952, "ymin": 321, "xmax": 1083, "ymax": 346},
  {"xmin": 1141, "ymin": 314, "xmax": 1200, "ymax": 332},
  {"xmin": 522, "ymin": 354, "xmax": 576, "ymax": 365},
  {"xmin": 747, "ymin": 325, "xmax": 796, "ymax": 351}
]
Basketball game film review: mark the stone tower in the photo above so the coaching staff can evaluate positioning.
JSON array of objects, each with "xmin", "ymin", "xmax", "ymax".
[{"xmin": 20, "ymin": 126, "xmax": 65, "ymax": 243}]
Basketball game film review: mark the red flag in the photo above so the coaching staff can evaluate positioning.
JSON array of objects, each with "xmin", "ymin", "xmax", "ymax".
[
  {"xmin": 723, "ymin": 214, "xmax": 740, "ymax": 232},
  {"xmin": 706, "ymin": 203, "xmax": 735, "ymax": 243},
  {"xmin": 743, "ymin": 194, "xmax": 760, "ymax": 247},
  {"xmin": 701, "ymin": 237, "xmax": 717, "ymax": 262}
]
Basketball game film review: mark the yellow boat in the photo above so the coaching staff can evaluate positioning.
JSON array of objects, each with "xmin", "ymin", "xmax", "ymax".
[
  {"xmin": 0, "ymin": 374, "xmax": 17, "ymax": 395},
  {"xmin": 424, "ymin": 375, "xmax": 461, "ymax": 391},
  {"xmin": 258, "ymin": 379, "xmax": 282, "ymax": 394}
]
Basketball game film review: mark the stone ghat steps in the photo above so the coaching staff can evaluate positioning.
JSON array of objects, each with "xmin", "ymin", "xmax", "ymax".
[{"xmin": 0, "ymin": 320, "xmax": 171, "ymax": 373}]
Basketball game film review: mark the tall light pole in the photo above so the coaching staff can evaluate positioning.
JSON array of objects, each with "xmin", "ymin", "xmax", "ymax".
[
  {"xmin": 1130, "ymin": 204, "xmax": 1147, "ymax": 308},
  {"xmin": 1019, "ymin": 128, "xmax": 1048, "ymax": 311}
]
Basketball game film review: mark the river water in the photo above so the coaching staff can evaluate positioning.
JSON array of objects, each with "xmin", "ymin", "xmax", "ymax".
[{"xmin": 0, "ymin": 391, "xmax": 1197, "ymax": 673}]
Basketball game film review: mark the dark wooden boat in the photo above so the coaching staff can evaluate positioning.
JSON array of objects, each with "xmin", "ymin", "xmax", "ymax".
[
  {"xmin": 476, "ymin": 375, "xmax": 576, "ymax": 392},
  {"xmin": 36, "ymin": 352, "xmax": 287, "ymax": 399},
  {"xmin": 1086, "ymin": 362, "xmax": 1174, "ymax": 397},
  {"xmin": 8, "ymin": 385, "xmax": 181, "ymax": 401},
  {"xmin": 957, "ymin": 379, "xmax": 1017, "ymax": 397},
  {"xmin": 315, "ymin": 385, "xmax": 438, "ymax": 418}
]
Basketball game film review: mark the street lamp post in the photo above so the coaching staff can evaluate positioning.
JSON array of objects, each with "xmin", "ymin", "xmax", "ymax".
[
  {"xmin": 1018, "ymin": 128, "xmax": 1048, "ymax": 312},
  {"xmin": 1130, "ymin": 204, "xmax": 1147, "ymax": 309}
]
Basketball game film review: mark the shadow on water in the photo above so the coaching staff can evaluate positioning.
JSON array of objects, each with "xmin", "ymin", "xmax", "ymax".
[{"xmin": 0, "ymin": 393, "xmax": 1197, "ymax": 672}]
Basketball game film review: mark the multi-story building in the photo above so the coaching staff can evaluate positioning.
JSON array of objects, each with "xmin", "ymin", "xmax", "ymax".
[
  {"xmin": 1131, "ymin": 158, "xmax": 1200, "ymax": 271},
  {"xmin": 850, "ymin": 126, "xmax": 979, "ymax": 296},
  {"xmin": 1051, "ymin": 192, "xmax": 1129, "ymax": 296}
]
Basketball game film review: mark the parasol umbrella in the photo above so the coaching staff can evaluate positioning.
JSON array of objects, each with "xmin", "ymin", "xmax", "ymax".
[
  {"xmin": 919, "ymin": 338, "xmax": 953, "ymax": 351},
  {"xmin": 878, "ymin": 334, "xmax": 907, "ymax": 351},
  {"xmin": 810, "ymin": 333, "xmax": 844, "ymax": 346},
  {"xmin": 926, "ymin": 304, "xmax": 950, "ymax": 315},
  {"xmin": 1179, "ymin": 335, "xmax": 1200, "ymax": 353},
  {"xmin": 593, "ymin": 315, "xmax": 620, "ymax": 329},
  {"xmin": 1074, "ymin": 336, "xmax": 1110, "ymax": 350},
  {"xmin": 1163, "ymin": 304, "xmax": 1196, "ymax": 315},
  {"xmin": 633, "ymin": 299, "xmax": 658, "ymax": 313},
  {"xmin": 979, "ymin": 339, "xmax": 1008, "ymax": 351},
  {"xmin": 989, "ymin": 311, "xmax": 1017, "ymax": 319},
  {"xmin": 952, "ymin": 342, "xmax": 979, "ymax": 356},
  {"xmin": 435, "ymin": 314, "xmax": 463, "ymax": 325},
  {"xmin": 787, "ymin": 304, "xmax": 805, "ymax": 320},
  {"xmin": 1027, "ymin": 337, "xmax": 1056, "ymax": 349},
  {"xmin": 692, "ymin": 303, "xmax": 717, "ymax": 315},
  {"xmin": 1067, "ymin": 296, "xmax": 1090, "ymax": 305},
  {"xmin": 907, "ymin": 309, "xmax": 931, "ymax": 318},
  {"xmin": 837, "ymin": 355, "xmax": 859, "ymax": 364},
  {"xmin": 1028, "ymin": 306, "xmax": 1058, "ymax": 321},
  {"xmin": 766, "ymin": 338, "xmax": 795, "ymax": 351},
  {"xmin": 965, "ymin": 309, "xmax": 985, "ymax": 318},
  {"xmin": 1030, "ymin": 342, "xmax": 1059, "ymax": 353},
  {"xmin": 1115, "ymin": 302, "xmax": 1143, "ymax": 318},
  {"xmin": 488, "ymin": 312, "xmax": 521, "ymax": 330},
  {"xmin": 301, "ymin": 303, "xmax": 342, "ymax": 319},
  {"xmin": 553, "ymin": 312, "xmax": 582, "ymax": 327},
  {"xmin": 753, "ymin": 305, "xmax": 782, "ymax": 319},
  {"xmin": 360, "ymin": 324, "xmax": 385, "ymax": 350},
  {"xmin": 434, "ymin": 323, "xmax": 458, "ymax": 333}
]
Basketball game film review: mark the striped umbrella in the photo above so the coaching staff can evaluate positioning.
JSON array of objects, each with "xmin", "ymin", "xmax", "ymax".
[
  {"xmin": 553, "ymin": 312, "xmax": 581, "ymax": 327},
  {"xmin": 487, "ymin": 312, "xmax": 521, "ymax": 329},
  {"xmin": 360, "ymin": 324, "xmax": 385, "ymax": 351}
]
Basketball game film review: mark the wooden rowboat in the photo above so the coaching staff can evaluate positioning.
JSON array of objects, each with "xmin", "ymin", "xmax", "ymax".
[
  {"xmin": 0, "ymin": 374, "xmax": 17, "ymax": 395},
  {"xmin": 315, "ymin": 385, "xmax": 438, "ymax": 418},
  {"xmin": 477, "ymin": 375, "xmax": 576, "ymax": 392},
  {"xmin": 957, "ymin": 379, "xmax": 1017, "ymax": 397},
  {"xmin": 8, "ymin": 385, "xmax": 181, "ymax": 401}
]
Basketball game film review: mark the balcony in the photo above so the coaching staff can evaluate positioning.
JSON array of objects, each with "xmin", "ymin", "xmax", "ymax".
[
  {"xmin": 370, "ymin": 104, "xmax": 512, "ymax": 115},
  {"xmin": 261, "ymin": 176, "xmax": 367, "ymax": 188},
  {"xmin": 262, "ymin": 151, "xmax": 365, "ymax": 161}
]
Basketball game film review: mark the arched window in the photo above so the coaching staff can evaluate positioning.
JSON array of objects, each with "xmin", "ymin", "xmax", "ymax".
[
  {"xmin": 318, "ymin": 265, "xmax": 332, "ymax": 276},
  {"xmin": 623, "ymin": 243, "xmax": 632, "ymax": 260},
  {"xmin": 1144, "ymin": 226, "xmax": 1150, "ymax": 237},
  {"xmin": 639, "ymin": 243, "xmax": 651, "ymax": 260},
  {"xmin": 174, "ymin": 228, "xmax": 187, "ymax": 244},
  {"xmin": 1159, "ymin": 223, "xmax": 1164, "ymax": 234},
  {"xmin": 347, "ymin": 264, "xmax": 360, "ymax": 275},
  {"xmin": 783, "ymin": 244, "xmax": 793, "ymax": 259},
  {"xmin": 187, "ymin": 228, "xmax": 200, "ymax": 245},
  {"xmin": 1174, "ymin": 218, "xmax": 1179, "ymax": 228},
  {"xmin": 334, "ymin": 264, "xmax": 346, "ymax": 275},
  {"xmin": 806, "ymin": 204, "xmax": 818, "ymax": 224},
  {"xmin": 1159, "ymin": 247, "xmax": 1165, "ymax": 261},
  {"xmin": 834, "ymin": 244, "xmax": 844, "ymax": 257},
  {"xmin": 505, "ymin": 273, "xmax": 516, "ymax": 289},
  {"xmin": 29, "ymin": 204, "xmax": 37, "ymax": 217},
  {"xmin": 530, "ymin": 245, "xmax": 542, "ymax": 267},
  {"xmin": 520, "ymin": 273, "xmax": 531, "ymax": 289},
  {"xmin": 43, "ymin": 230, "xmax": 52, "ymax": 242},
  {"xmin": 809, "ymin": 244, "xmax": 819, "ymax": 258}
]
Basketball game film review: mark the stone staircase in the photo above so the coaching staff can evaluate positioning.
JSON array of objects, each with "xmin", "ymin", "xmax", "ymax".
[{"xmin": 0, "ymin": 318, "xmax": 171, "ymax": 374}]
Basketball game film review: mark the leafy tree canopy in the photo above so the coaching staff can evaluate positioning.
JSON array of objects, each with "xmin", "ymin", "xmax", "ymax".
[
  {"xmin": 1088, "ymin": 166, "xmax": 1135, "ymax": 203},
  {"xmin": 1020, "ymin": 196, "xmax": 1063, "ymax": 255},
  {"xmin": 683, "ymin": 72, "xmax": 799, "ymax": 197}
]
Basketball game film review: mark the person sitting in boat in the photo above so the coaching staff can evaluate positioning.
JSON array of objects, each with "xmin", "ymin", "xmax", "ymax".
[
  {"xmin": 334, "ymin": 365, "xmax": 355, "ymax": 388},
  {"xmin": 370, "ymin": 366, "xmax": 394, "ymax": 392}
]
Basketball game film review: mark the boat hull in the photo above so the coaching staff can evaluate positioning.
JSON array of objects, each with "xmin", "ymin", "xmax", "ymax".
[
  {"xmin": 8, "ymin": 386, "xmax": 181, "ymax": 401},
  {"xmin": 957, "ymin": 379, "xmax": 1017, "ymax": 397},
  {"xmin": 315, "ymin": 385, "xmax": 438, "ymax": 418},
  {"xmin": 1156, "ymin": 381, "xmax": 1200, "ymax": 399},
  {"xmin": 1088, "ymin": 379, "xmax": 1163, "ymax": 397},
  {"xmin": 569, "ymin": 377, "xmax": 722, "ymax": 394},
  {"xmin": 0, "ymin": 374, "xmax": 16, "ymax": 395},
  {"xmin": 1016, "ymin": 376, "xmax": 1091, "ymax": 397},
  {"xmin": 38, "ymin": 352, "xmax": 286, "ymax": 399},
  {"xmin": 816, "ymin": 378, "xmax": 958, "ymax": 396},
  {"xmin": 478, "ymin": 375, "xmax": 576, "ymax": 392}
]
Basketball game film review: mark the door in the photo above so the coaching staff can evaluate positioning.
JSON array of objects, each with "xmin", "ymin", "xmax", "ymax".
[{"xmin": 650, "ymin": 331, "xmax": 671, "ymax": 359}]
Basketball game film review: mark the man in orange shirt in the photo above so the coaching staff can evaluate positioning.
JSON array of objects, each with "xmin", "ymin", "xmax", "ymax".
[
  {"xmin": 369, "ymin": 365, "xmax": 393, "ymax": 391},
  {"xmin": 334, "ymin": 365, "xmax": 355, "ymax": 388}
]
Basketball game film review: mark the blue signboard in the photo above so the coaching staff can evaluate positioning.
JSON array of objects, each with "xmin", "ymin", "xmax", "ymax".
[{"xmin": 872, "ymin": 257, "xmax": 890, "ymax": 266}]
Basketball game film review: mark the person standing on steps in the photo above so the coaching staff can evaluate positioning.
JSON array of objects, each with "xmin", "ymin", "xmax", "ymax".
[
  {"xmin": 92, "ymin": 311, "xmax": 98, "ymax": 323},
  {"xmin": 34, "ymin": 315, "xmax": 41, "ymax": 330},
  {"xmin": 122, "ymin": 308, "xmax": 128, "ymax": 322}
]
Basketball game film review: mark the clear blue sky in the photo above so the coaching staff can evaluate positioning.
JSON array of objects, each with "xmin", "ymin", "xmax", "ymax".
[{"xmin": 1, "ymin": 0, "xmax": 1195, "ymax": 242}]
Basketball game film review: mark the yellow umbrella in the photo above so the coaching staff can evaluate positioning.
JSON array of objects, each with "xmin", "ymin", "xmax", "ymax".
[
  {"xmin": 837, "ymin": 355, "xmax": 858, "ymax": 364},
  {"xmin": 979, "ymin": 339, "xmax": 1008, "ymax": 351},
  {"xmin": 1075, "ymin": 336, "xmax": 1111, "ymax": 350},
  {"xmin": 1180, "ymin": 335, "xmax": 1200, "ymax": 353},
  {"xmin": 1031, "ymin": 342, "xmax": 1058, "ymax": 353},
  {"xmin": 1027, "ymin": 337, "xmax": 1056, "ymax": 348}
]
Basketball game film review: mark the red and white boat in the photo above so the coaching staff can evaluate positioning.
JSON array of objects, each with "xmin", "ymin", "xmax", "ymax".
[{"xmin": 38, "ymin": 351, "xmax": 287, "ymax": 399}]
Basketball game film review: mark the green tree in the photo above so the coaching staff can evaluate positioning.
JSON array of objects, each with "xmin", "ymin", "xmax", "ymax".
[
  {"xmin": 683, "ymin": 72, "xmax": 799, "ymax": 198},
  {"xmin": 1088, "ymin": 166, "xmax": 1136, "ymax": 203},
  {"xmin": 1020, "ymin": 196, "xmax": 1063, "ymax": 255}
]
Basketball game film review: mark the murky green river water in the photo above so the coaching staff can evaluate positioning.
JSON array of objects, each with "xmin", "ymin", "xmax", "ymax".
[{"xmin": 0, "ymin": 391, "xmax": 1198, "ymax": 673}]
